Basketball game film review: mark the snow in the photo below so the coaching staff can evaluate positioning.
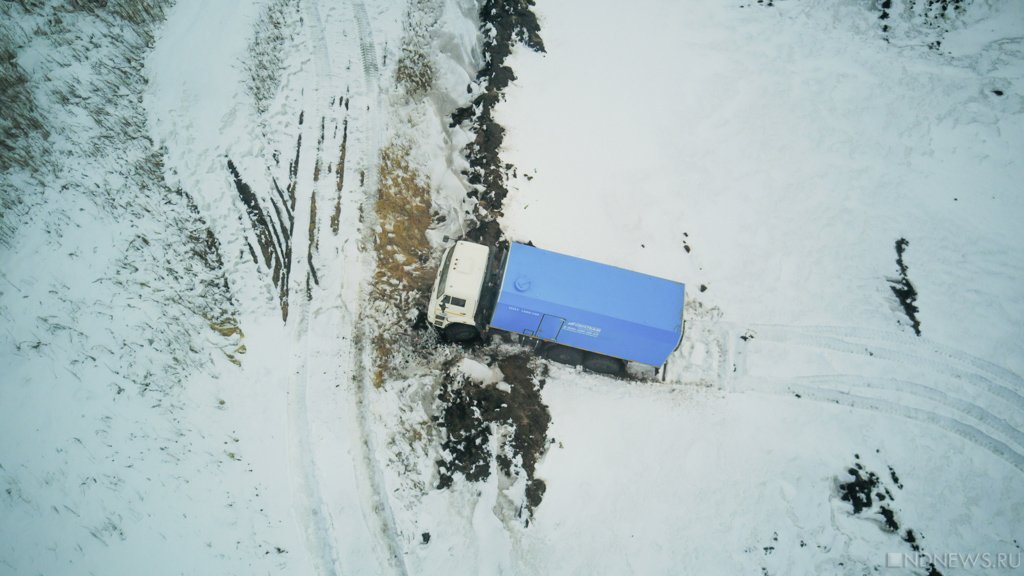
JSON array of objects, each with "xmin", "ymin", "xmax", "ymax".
[
  {"xmin": 522, "ymin": 368, "xmax": 1022, "ymax": 574},
  {"xmin": 2, "ymin": 0, "xmax": 1023, "ymax": 575},
  {"xmin": 493, "ymin": 0, "xmax": 1024, "ymax": 573},
  {"xmin": 456, "ymin": 357, "xmax": 505, "ymax": 386}
]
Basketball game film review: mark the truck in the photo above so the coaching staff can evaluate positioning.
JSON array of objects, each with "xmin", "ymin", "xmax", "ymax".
[{"xmin": 427, "ymin": 240, "xmax": 686, "ymax": 375}]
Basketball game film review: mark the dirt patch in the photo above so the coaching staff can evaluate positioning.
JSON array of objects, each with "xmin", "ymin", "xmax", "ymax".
[
  {"xmin": 465, "ymin": 218, "xmax": 505, "ymax": 247},
  {"xmin": 450, "ymin": 0, "xmax": 545, "ymax": 239},
  {"xmin": 839, "ymin": 462, "xmax": 881, "ymax": 514},
  {"xmin": 874, "ymin": 0, "xmax": 967, "ymax": 45},
  {"xmin": 227, "ymin": 154, "xmax": 295, "ymax": 321},
  {"xmin": 436, "ymin": 351, "xmax": 550, "ymax": 518},
  {"xmin": 330, "ymin": 115, "xmax": 348, "ymax": 235},
  {"xmin": 888, "ymin": 238, "xmax": 921, "ymax": 336},
  {"xmin": 837, "ymin": 455, "xmax": 944, "ymax": 574}
]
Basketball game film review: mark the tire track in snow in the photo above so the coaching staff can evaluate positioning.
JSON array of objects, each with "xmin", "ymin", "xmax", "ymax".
[
  {"xmin": 780, "ymin": 384, "xmax": 1024, "ymax": 474},
  {"xmin": 748, "ymin": 374, "xmax": 1024, "ymax": 460},
  {"xmin": 731, "ymin": 324, "xmax": 1024, "ymax": 474},
  {"xmin": 347, "ymin": 17, "xmax": 411, "ymax": 576},
  {"xmin": 754, "ymin": 324, "xmax": 1024, "ymax": 391},
  {"xmin": 748, "ymin": 324, "xmax": 1024, "ymax": 414},
  {"xmin": 286, "ymin": 2, "xmax": 344, "ymax": 574},
  {"xmin": 351, "ymin": 2, "xmax": 379, "ymax": 80},
  {"xmin": 287, "ymin": 324, "xmax": 342, "ymax": 576},
  {"xmin": 332, "ymin": 1, "xmax": 408, "ymax": 573},
  {"xmin": 805, "ymin": 375, "xmax": 1024, "ymax": 451},
  {"xmin": 303, "ymin": 0, "xmax": 333, "ymax": 80},
  {"xmin": 287, "ymin": 1, "xmax": 405, "ymax": 574}
]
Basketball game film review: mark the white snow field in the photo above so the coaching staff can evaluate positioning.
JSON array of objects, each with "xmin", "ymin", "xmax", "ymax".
[
  {"xmin": 0, "ymin": 0, "xmax": 1022, "ymax": 575},
  {"xmin": 495, "ymin": 0, "xmax": 1024, "ymax": 574}
]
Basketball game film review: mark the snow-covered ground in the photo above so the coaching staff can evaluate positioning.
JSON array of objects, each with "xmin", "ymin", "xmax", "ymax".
[
  {"xmin": 2, "ymin": 0, "xmax": 1022, "ymax": 575},
  {"xmin": 495, "ymin": 1, "xmax": 1024, "ymax": 574}
]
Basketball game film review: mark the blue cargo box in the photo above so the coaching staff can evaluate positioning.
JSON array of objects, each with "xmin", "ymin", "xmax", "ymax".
[{"xmin": 489, "ymin": 243, "xmax": 685, "ymax": 366}]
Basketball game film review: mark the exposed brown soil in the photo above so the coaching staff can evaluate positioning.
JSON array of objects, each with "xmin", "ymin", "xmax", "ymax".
[
  {"xmin": 450, "ymin": 0, "xmax": 545, "ymax": 241},
  {"xmin": 435, "ymin": 351, "xmax": 550, "ymax": 518}
]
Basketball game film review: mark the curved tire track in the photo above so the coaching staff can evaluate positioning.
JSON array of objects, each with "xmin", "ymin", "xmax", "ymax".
[
  {"xmin": 747, "ymin": 324, "xmax": 1024, "ymax": 413},
  {"xmin": 748, "ymin": 374, "xmax": 1024, "ymax": 462},
  {"xmin": 780, "ymin": 383, "xmax": 1024, "ymax": 473},
  {"xmin": 733, "ymin": 324, "xmax": 1024, "ymax": 475}
]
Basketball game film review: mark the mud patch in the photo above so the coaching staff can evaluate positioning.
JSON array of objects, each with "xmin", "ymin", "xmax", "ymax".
[
  {"xmin": 227, "ymin": 155, "xmax": 295, "ymax": 321},
  {"xmin": 330, "ymin": 115, "xmax": 348, "ymax": 235},
  {"xmin": 305, "ymin": 188, "xmax": 319, "ymax": 299},
  {"xmin": 450, "ymin": 0, "xmax": 545, "ymax": 239},
  {"xmin": 874, "ymin": 0, "xmax": 967, "ymax": 45},
  {"xmin": 837, "ymin": 455, "xmax": 944, "ymax": 575},
  {"xmin": 887, "ymin": 238, "xmax": 921, "ymax": 336},
  {"xmin": 436, "ymin": 351, "xmax": 550, "ymax": 519},
  {"xmin": 838, "ymin": 462, "xmax": 882, "ymax": 514}
]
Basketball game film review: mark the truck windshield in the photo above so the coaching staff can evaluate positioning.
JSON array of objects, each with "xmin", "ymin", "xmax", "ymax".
[{"xmin": 435, "ymin": 247, "xmax": 455, "ymax": 298}]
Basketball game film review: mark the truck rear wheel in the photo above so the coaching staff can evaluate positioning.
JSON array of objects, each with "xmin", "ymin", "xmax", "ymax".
[
  {"xmin": 444, "ymin": 323, "xmax": 479, "ymax": 342},
  {"xmin": 582, "ymin": 353, "xmax": 625, "ymax": 376},
  {"xmin": 545, "ymin": 344, "xmax": 584, "ymax": 367}
]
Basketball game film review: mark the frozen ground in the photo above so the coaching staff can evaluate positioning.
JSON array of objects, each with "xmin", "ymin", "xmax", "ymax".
[{"xmin": 1, "ymin": 0, "xmax": 1022, "ymax": 575}]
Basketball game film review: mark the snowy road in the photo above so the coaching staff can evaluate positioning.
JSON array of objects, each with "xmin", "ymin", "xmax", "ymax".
[{"xmin": 146, "ymin": 0, "xmax": 409, "ymax": 572}]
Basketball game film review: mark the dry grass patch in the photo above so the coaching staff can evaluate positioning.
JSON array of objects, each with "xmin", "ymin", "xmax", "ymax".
[
  {"xmin": 209, "ymin": 317, "xmax": 246, "ymax": 366},
  {"xmin": 370, "ymin": 143, "xmax": 435, "ymax": 386}
]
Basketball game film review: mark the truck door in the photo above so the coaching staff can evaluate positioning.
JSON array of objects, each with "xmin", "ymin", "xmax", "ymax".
[{"xmin": 536, "ymin": 314, "xmax": 566, "ymax": 341}]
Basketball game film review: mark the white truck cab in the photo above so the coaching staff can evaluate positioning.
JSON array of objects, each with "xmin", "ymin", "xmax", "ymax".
[{"xmin": 427, "ymin": 241, "xmax": 490, "ymax": 338}]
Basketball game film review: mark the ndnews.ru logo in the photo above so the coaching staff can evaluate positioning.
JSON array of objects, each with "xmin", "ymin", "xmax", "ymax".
[{"xmin": 886, "ymin": 551, "xmax": 1022, "ymax": 570}]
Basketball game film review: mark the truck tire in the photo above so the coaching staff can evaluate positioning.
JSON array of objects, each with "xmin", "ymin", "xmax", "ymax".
[
  {"xmin": 545, "ymin": 344, "xmax": 584, "ymax": 367},
  {"xmin": 444, "ymin": 323, "xmax": 479, "ymax": 342},
  {"xmin": 582, "ymin": 352, "xmax": 625, "ymax": 376}
]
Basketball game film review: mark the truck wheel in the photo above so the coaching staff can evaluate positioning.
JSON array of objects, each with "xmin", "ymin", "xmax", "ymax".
[
  {"xmin": 444, "ymin": 323, "xmax": 479, "ymax": 342},
  {"xmin": 582, "ymin": 353, "xmax": 625, "ymax": 376},
  {"xmin": 545, "ymin": 345, "xmax": 583, "ymax": 367}
]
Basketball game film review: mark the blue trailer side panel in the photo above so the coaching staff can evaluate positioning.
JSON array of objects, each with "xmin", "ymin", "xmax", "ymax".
[{"xmin": 490, "ymin": 243, "xmax": 685, "ymax": 366}]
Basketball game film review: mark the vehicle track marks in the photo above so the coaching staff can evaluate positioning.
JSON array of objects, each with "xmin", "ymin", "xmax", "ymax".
[
  {"xmin": 752, "ymin": 374, "xmax": 1024, "ymax": 452},
  {"xmin": 748, "ymin": 325, "xmax": 1024, "ymax": 413},
  {"xmin": 351, "ymin": 2, "xmax": 379, "ymax": 80},
  {"xmin": 782, "ymin": 384, "xmax": 1024, "ymax": 473},
  {"xmin": 731, "ymin": 324, "xmax": 1024, "ymax": 475},
  {"xmin": 754, "ymin": 324, "xmax": 1024, "ymax": 392},
  {"xmin": 340, "ymin": 1, "xmax": 408, "ymax": 574},
  {"xmin": 286, "ymin": 1, "xmax": 405, "ymax": 574}
]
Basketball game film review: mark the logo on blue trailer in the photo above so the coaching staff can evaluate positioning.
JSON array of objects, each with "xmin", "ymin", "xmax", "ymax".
[{"xmin": 564, "ymin": 322, "xmax": 601, "ymax": 338}]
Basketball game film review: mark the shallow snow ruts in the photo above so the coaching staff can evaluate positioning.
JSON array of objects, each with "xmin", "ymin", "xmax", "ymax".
[{"xmin": 732, "ymin": 324, "xmax": 1024, "ymax": 473}]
